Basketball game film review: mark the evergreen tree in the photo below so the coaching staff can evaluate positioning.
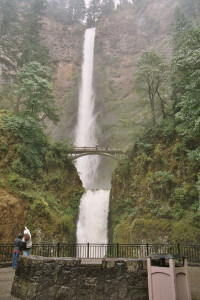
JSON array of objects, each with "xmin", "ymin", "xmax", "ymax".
[
  {"xmin": 178, "ymin": 0, "xmax": 200, "ymax": 17},
  {"xmin": 31, "ymin": 0, "xmax": 48, "ymax": 11},
  {"xmin": 46, "ymin": 0, "xmax": 69, "ymax": 23},
  {"xmin": 170, "ymin": 7, "xmax": 192, "ymax": 114},
  {"xmin": 171, "ymin": 7, "xmax": 191, "ymax": 54},
  {"xmin": 0, "ymin": 0, "xmax": 49, "ymax": 81},
  {"xmin": 173, "ymin": 23, "xmax": 200, "ymax": 139},
  {"xmin": 101, "ymin": 0, "xmax": 115, "ymax": 16},
  {"xmin": 87, "ymin": 0, "xmax": 101, "ymax": 26},
  {"xmin": 0, "ymin": 0, "xmax": 18, "ymax": 36},
  {"xmin": 131, "ymin": 0, "xmax": 149, "ymax": 12},
  {"xmin": 67, "ymin": 0, "xmax": 86, "ymax": 24},
  {"xmin": 17, "ymin": 0, "xmax": 49, "ymax": 68},
  {"xmin": 0, "ymin": 0, "xmax": 20, "ymax": 81}
]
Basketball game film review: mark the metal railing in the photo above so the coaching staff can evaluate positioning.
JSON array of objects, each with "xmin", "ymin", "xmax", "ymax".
[{"xmin": 1, "ymin": 243, "xmax": 200, "ymax": 263}]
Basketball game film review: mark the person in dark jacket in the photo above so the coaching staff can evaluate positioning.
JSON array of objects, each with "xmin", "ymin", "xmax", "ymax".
[{"xmin": 12, "ymin": 233, "xmax": 25, "ymax": 268}]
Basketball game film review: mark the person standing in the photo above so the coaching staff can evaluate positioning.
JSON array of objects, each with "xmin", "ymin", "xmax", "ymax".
[
  {"xmin": 22, "ymin": 226, "xmax": 32, "ymax": 256},
  {"xmin": 12, "ymin": 233, "xmax": 25, "ymax": 268}
]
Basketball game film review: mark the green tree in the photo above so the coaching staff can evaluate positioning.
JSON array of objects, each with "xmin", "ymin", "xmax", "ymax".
[
  {"xmin": 3, "ymin": 114, "xmax": 48, "ymax": 172},
  {"xmin": 14, "ymin": 61, "xmax": 59, "ymax": 123},
  {"xmin": 134, "ymin": 51, "xmax": 170, "ymax": 124},
  {"xmin": 18, "ymin": 0, "xmax": 49, "ymax": 67},
  {"xmin": 0, "ymin": 0, "xmax": 18, "ymax": 37},
  {"xmin": 87, "ymin": 0, "xmax": 101, "ymax": 26},
  {"xmin": 0, "ymin": 0, "xmax": 21, "ymax": 81},
  {"xmin": 170, "ymin": 7, "xmax": 192, "ymax": 114},
  {"xmin": 101, "ymin": 0, "xmax": 115, "ymax": 15},
  {"xmin": 67, "ymin": 0, "xmax": 86, "ymax": 24},
  {"xmin": 171, "ymin": 7, "xmax": 191, "ymax": 55},
  {"xmin": 46, "ymin": 0, "xmax": 69, "ymax": 23},
  {"xmin": 0, "ymin": 0, "xmax": 49, "ymax": 81},
  {"xmin": 178, "ymin": 0, "xmax": 200, "ymax": 17},
  {"xmin": 131, "ymin": 0, "xmax": 150, "ymax": 12},
  {"xmin": 173, "ymin": 24, "xmax": 200, "ymax": 139}
]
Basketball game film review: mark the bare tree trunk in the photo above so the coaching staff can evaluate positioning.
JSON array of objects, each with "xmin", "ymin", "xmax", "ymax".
[
  {"xmin": 157, "ymin": 90, "xmax": 166, "ymax": 119},
  {"xmin": 148, "ymin": 86, "xmax": 156, "ymax": 124},
  {"xmin": 14, "ymin": 95, "xmax": 21, "ymax": 115}
]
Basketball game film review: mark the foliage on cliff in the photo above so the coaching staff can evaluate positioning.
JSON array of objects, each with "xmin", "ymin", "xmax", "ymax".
[
  {"xmin": 109, "ymin": 5, "xmax": 200, "ymax": 244},
  {"xmin": 109, "ymin": 125, "xmax": 200, "ymax": 244},
  {"xmin": 0, "ymin": 110, "xmax": 84, "ymax": 243}
]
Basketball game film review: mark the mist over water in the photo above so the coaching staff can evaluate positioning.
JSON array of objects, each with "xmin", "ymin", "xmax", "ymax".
[
  {"xmin": 76, "ymin": 190, "xmax": 109, "ymax": 244},
  {"xmin": 75, "ymin": 28, "xmax": 110, "ymax": 250}
]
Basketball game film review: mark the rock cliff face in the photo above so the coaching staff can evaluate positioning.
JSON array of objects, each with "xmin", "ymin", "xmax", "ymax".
[
  {"xmin": 94, "ymin": 2, "xmax": 178, "ymax": 146},
  {"xmin": 0, "ymin": 188, "xmax": 28, "ymax": 243},
  {"xmin": 43, "ymin": 1, "xmax": 178, "ymax": 146},
  {"xmin": 42, "ymin": 19, "xmax": 85, "ymax": 141}
]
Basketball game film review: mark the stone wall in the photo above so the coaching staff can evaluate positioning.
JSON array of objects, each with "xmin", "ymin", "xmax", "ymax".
[{"xmin": 11, "ymin": 256, "xmax": 148, "ymax": 300}]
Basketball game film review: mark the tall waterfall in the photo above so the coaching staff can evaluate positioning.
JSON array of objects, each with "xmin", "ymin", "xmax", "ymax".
[{"xmin": 75, "ymin": 28, "xmax": 110, "ymax": 252}]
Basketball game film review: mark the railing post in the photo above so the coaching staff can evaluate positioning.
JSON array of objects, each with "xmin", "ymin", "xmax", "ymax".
[
  {"xmin": 178, "ymin": 243, "xmax": 180, "ymax": 256},
  {"xmin": 146, "ymin": 243, "xmax": 149, "ymax": 256},
  {"xmin": 73, "ymin": 244, "xmax": 76, "ymax": 257},
  {"xmin": 57, "ymin": 243, "xmax": 60, "ymax": 258},
  {"xmin": 117, "ymin": 243, "xmax": 119, "ymax": 258},
  {"xmin": 87, "ymin": 243, "xmax": 90, "ymax": 258}
]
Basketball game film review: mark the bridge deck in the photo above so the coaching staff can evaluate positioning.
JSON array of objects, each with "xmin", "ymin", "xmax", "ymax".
[{"xmin": 67, "ymin": 147, "xmax": 123, "ymax": 155}]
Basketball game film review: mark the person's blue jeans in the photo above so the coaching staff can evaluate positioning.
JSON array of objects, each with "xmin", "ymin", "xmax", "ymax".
[
  {"xmin": 23, "ymin": 248, "xmax": 31, "ymax": 256},
  {"xmin": 12, "ymin": 251, "xmax": 20, "ymax": 268}
]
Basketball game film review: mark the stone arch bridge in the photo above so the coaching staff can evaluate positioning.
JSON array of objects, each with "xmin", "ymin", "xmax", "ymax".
[{"xmin": 67, "ymin": 146, "xmax": 123, "ymax": 160}]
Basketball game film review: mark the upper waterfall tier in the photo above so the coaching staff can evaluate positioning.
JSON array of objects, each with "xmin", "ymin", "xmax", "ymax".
[{"xmin": 75, "ymin": 28, "xmax": 100, "ymax": 189}]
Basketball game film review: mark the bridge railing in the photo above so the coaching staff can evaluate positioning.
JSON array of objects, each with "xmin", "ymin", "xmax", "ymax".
[
  {"xmin": 1, "ymin": 243, "xmax": 200, "ymax": 262},
  {"xmin": 68, "ymin": 147, "xmax": 123, "ymax": 154}
]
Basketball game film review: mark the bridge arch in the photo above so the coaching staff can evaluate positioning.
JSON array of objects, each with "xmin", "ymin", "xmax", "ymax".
[{"xmin": 73, "ymin": 152, "xmax": 118, "ymax": 160}]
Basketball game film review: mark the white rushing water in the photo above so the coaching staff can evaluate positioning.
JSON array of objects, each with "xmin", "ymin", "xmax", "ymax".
[{"xmin": 75, "ymin": 28, "xmax": 110, "ymax": 255}]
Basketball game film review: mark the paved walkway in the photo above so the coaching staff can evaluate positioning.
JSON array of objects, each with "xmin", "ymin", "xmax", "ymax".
[
  {"xmin": 0, "ymin": 266, "xmax": 199, "ymax": 299},
  {"xmin": 0, "ymin": 267, "xmax": 17, "ymax": 300},
  {"xmin": 188, "ymin": 265, "xmax": 200, "ymax": 300}
]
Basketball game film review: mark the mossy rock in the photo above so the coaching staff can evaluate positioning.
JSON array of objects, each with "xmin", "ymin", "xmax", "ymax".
[
  {"xmin": 129, "ymin": 217, "xmax": 170, "ymax": 243},
  {"xmin": 171, "ymin": 218, "xmax": 200, "ymax": 244}
]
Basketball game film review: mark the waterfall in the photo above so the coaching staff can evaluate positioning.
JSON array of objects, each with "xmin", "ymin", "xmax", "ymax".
[{"xmin": 75, "ymin": 28, "xmax": 110, "ymax": 255}]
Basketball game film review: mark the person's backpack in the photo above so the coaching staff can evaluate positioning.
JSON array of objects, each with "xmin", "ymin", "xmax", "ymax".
[{"xmin": 22, "ymin": 241, "xmax": 27, "ymax": 250}]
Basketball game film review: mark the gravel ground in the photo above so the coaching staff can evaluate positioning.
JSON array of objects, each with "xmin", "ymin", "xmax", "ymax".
[{"xmin": 0, "ymin": 265, "xmax": 199, "ymax": 299}]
